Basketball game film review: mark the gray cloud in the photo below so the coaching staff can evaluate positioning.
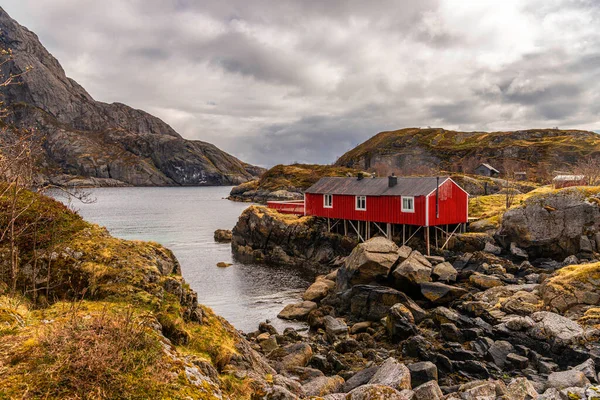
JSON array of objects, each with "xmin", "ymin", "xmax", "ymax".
[{"xmin": 2, "ymin": 0, "xmax": 600, "ymax": 167}]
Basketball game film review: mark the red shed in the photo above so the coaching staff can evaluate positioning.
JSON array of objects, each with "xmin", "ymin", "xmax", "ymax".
[{"xmin": 302, "ymin": 175, "xmax": 469, "ymax": 251}]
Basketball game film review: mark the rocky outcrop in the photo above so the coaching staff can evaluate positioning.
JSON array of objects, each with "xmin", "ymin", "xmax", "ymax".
[
  {"xmin": 540, "ymin": 262, "xmax": 600, "ymax": 316},
  {"xmin": 497, "ymin": 187, "xmax": 600, "ymax": 259},
  {"xmin": 0, "ymin": 7, "xmax": 263, "ymax": 186},
  {"xmin": 231, "ymin": 205, "xmax": 356, "ymax": 273}
]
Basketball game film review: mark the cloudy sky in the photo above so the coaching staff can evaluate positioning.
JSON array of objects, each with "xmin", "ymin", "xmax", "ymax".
[{"xmin": 3, "ymin": 1, "xmax": 600, "ymax": 166}]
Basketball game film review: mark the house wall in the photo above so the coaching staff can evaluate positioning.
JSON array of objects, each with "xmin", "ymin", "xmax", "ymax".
[
  {"xmin": 427, "ymin": 179, "xmax": 469, "ymax": 226},
  {"xmin": 305, "ymin": 193, "xmax": 427, "ymax": 225}
]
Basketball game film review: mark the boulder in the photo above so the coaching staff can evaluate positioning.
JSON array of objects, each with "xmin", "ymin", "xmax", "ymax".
[
  {"xmin": 350, "ymin": 321, "xmax": 372, "ymax": 334},
  {"xmin": 303, "ymin": 279, "xmax": 336, "ymax": 302},
  {"xmin": 278, "ymin": 301, "xmax": 318, "ymax": 320},
  {"xmin": 386, "ymin": 303, "xmax": 419, "ymax": 342},
  {"xmin": 484, "ymin": 242, "xmax": 502, "ymax": 255},
  {"xmin": 269, "ymin": 343, "xmax": 314, "ymax": 372},
  {"xmin": 546, "ymin": 370, "xmax": 590, "ymax": 390},
  {"xmin": 302, "ymin": 375, "xmax": 345, "ymax": 397},
  {"xmin": 420, "ymin": 282, "xmax": 468, "ymax": 304},
  {"xmin": 487, "ymin": 340, "xmax": 515, "ymax": 369},
  {"xmin": 342, "ymin": 366, "xmax": 379, "ymax": 393},
  {"xmin": 510, "ymin": 243, "xmax": 529, "ymax": 259},
  {"xmin": 580, "ymin": 235, "xmax": 594, "ymax": 253},
  {"xmin": 413, "ymin": 381, "xmax": 443, "ymax": 400},
  {"xmin": 469, "ymin": 273, "xmax": 504, "ymax": 289},
  {"xmin": 506, "ymin": 353, "xmax": 529, "ymax": 369},
  {"xmin": 540, "ymin": 262, "xmax": 600, "ymax": 314},
  {"xmin": 573, "ymin": 358, "xmax": 597, "ymax": 383},
  {"xmin": 432, "ymin": 262, "xmax": 457, "ymax": 282},
  {"xmin": 348, "ymin": 285, "xmax": 426, "ymax": 322},
  {"xmin": 213, "ymin": 229, "xmax": 233, "ymax": 243},
  {"xmin": 392, "ymin": 251, "xmax": 432, "ymax": 287},
  {"xmin": 368, "ymin": 357, "xmax": 412, "ymax": 390},
  {"xmin": 324, "ymin": 316, "xmax": 349, "ymax": 342},
  {"xmin": 506, "ymin": 378, "xmax": 539, "ymax": 400},
  {"xmin": 346, "ymin": 384, "xmax": 409, "ymax": 400},
  {"xmin": 408, "ymin": 362, "xmax": 438, "ymax": 387},
  {"xmin": 528, "ymin": 311, "xmax": 585, "ymax": 346},
  {"xmin": 337, "ymin": 237, "xmax": 402, "ymax": 291},
  {"xmin": 458, "ymin": 380, "xmax": 500, "ymax": 400}
]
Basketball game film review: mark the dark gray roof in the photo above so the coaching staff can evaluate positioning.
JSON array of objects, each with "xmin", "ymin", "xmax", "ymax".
[
  {"xmin": 306, "ymin": 176, "xmax": 451, "ymax": 197},
  {"xmin": 478, "ymin": 163, "xmax": 500, "ymax": 173}
]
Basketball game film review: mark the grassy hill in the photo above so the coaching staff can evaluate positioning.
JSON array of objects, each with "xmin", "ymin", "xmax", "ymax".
[{"xmin": 336, "ymin": 127, "xmax": 600, "ymax": 181}]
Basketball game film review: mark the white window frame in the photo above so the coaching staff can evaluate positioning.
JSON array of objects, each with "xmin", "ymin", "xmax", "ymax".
[
  {"xmin": 355, "ymin": 195, "xmax": 367, "ymax": 211},
  {"xmin": 401, "ymin": 196, "xmax": 415, "ymax": 213},
  {"xmin": 323, "ymin": 194, "xmax": 333, "ymax": 208}
]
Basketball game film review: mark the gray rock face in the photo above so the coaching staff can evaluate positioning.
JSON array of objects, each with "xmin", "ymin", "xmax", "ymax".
[
  {"xmin": 546, "ymin": 370, "xmax": 590, "ymax": 390},
  {"xmin": 368, "ymin": 357, "xmax": 412, "ymax": 390},
  {"xmin": 498, "ymin": 189, "xmax": 600, "ymax": 259},
  {"xmin": 0, "ymin": 7, "xmax": 263, "ymax": 186},
  {"xmin": 528, "ymin": 311, "xmax": 585, "ymax": 346}
]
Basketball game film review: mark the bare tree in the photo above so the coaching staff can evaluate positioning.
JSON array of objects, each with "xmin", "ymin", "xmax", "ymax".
[
  {"xmin": 573, "ymin": 155, "xmax": 600, "ymax": 186},
  {"xmin": 501, "ymin": 159, "xmax": 519, "ymax": 209}
]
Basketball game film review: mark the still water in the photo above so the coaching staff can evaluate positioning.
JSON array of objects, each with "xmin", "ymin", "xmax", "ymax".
[{"xmin": 52, "ymin": 186, "xmax": 311, "ymax": 332}]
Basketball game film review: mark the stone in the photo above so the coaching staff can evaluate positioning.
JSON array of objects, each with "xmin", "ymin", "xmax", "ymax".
[
  {"xmin": 408, "ymin": 362, "xmax": 438, "ymax": 387},
  {"xmin": 540, "ymin": 388, "xmax": 562, "ymax": 400},
  {"xmin": 393, "ymin": 252, "xmax": 432, "ymax": 286},
  {"xmin": 507, "ymin": 353, "xmax": 529, "ymax": 369},
  {"xmin": 546, "ymin": 370, "xmax": 590, "ymax": 389},
  {"xmin": 348, "ymin": 285, "xmax": 427, "ymax": 322},
  {"xmin": 504, "ymin": 316, "xmax": 535, "ymax": 331},
  {"xmin": 346, "ymin": 384, "xmax": 409, "ymax": 399},
  {"xmin": 342, "ymin": 366, "xmax": 379, "ymax": 393},
  {"xmin": 260, "ymin": 337, "xmax": 279, "ymax": 353},
  {"xmin": 563, "ymin": 255, "xmax": 579, "ymax": 266},
  {"xmin": 302, "ymin": 375, "xmax": 345, "ymax": 397},
  {"xmin": 420, "ymin": 282, "xmax": 467, "ymax": 304},
  {"xmin": 487, "ymin": 340, "xmax": 515, "ymax": 369},
  {"xmin": 580, "ymin": 235, "xmax": 594, "ymax": 253},
  {"xmin": 506, "ymin": 378, "xmax": 538, "ymax": 400},
  {"xmin": 337, "ymin": 237, "xmax": 401, "ymax": 290},
  {"xmin": 573, "ymin": 358, "xmax": 597, "ymax": 383},
  {"xmin": 413, "ymin": 381, "xmax": 443, "ymax": 400},
  {"xmin": 368, "ymin": 357, "xmax": 412, "ymax": 390},
  {"xmin": 458, "ymin": 380, "xmax": 498, "ymax": 400},
  {"xmin": 303, "ymin": 279, "xmax": 335, "ymax": 302},
  {"xmin": 432, "ymin": 262, "xmax": 457, "ymax": 282},
  {"xmin": 511, "ymin": 242, "xmax": 529, "ymax": 259},
  {"xmin": 324, "ymin": 316, "xmax": 349, "ymax": 342},
  {"xmin": 484, "ymin": 242, "xmax": 502, "ymax": 255},
  {"xmin": 277, "ymin": 301, "xmax": 317, "ymax": 320},
  {"xmin": 213, "ymin": 229, "xmax": 232, "ymax": 243},
  {"xmin": 350, "ymin": 321, "xmax": 372, "ymax": 334},
  {"xmin": 440, "ymin": 323, "xmax": 463, "ymax": 342},
  {"xmin": 528, "ymin": 311, "xmax": 584, "ymax": 346},
  {"xmin": 386, "ymin": 303, "xmax": 419, "ymax": 342},
  {"xmin": 278, "ymin": 343, "xmax": 314, "ymax": 371},
  {"xmin": 469, "ymin": 273, "xmax": 504, "ymax": 289},
  {"xmin": 540, "ymin": 262, "xmax": 600, "ymax": 314}
]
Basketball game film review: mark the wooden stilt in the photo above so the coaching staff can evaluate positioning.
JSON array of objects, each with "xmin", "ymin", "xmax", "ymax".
[
  {"xmin": 403, "ymin": 225, "xmax": 406, "ymax": 245},
  {"xmin": 386, "ymin": 223, "xmax": 391, "ymax": 240},
  {"xmin": 328, "ymin": 218, "xmax": 331, "ymax": 232},
  {"xmin": 344, "ymin": 220, "xmax": 348, "ymax": 236},
  {"xmin": 426, "ymin": 226, "xmax": 431, "ymax": 256}
]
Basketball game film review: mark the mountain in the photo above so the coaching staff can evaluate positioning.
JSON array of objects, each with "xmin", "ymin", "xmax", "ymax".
[
  {"xmin": 335, "ymin": 127, "xmax": 600, "ymax": 180},
  {"xmin": 0, "ymin": 7, "xmax": 264, "ymax": 186}
]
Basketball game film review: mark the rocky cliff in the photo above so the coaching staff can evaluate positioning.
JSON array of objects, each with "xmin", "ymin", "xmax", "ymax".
[
  {"xmin": 0, "ymin": 7, "xmax": 263, "ymax": 186},
  {"xmin": 336, "ymin": 127, "xmax": 600, "ymax": 180}
]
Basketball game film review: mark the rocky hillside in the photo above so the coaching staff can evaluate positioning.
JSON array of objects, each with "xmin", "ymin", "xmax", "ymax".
[
  {"xmin": 229, "ymin": 164, "xmax": 361, "ymax": 203},
  {"xmin": 0, "ymin": 188, "xmax": 297, "ymax": 399},
  {"xmin": 0, "ymin": 7, "xmax": 263, "ymax": 186},
  {"xmin": 336, "ymin": 127, "xmax": 600, "ymax": 180}
]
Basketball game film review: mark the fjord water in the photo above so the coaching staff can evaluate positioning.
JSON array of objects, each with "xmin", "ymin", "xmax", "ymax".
[{"xmin": 53, "ymin": 186, "xmax": 311, "ymax": 332}]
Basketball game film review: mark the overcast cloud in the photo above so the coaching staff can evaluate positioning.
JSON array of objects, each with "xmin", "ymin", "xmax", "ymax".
[{"xmin": 3, "ymin": 0, "xmax": 600, "ymax": 166}]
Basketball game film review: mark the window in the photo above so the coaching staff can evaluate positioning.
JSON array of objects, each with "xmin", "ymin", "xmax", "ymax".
[
  {"xmin": 356, "ymin": 195, "xmax": 366, "ymax": 211},
  {"xmin": 324, "ymin": 194, "xmax": 333, "ymax": 208},
  {"xmin": 402, "ymin": 196, "xmax": 415, "ymax": 213}
]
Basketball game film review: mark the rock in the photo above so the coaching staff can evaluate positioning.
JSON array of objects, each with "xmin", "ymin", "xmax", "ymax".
[
  {"xmin": 484, "ymin": 242, "xmax": 502, "ymax": 255},
  {"xmin": 432, "ymin": 262, "xmax": 457, "ymax": 282},
  {"xmin": 386, "ymin": 303, "xmax": 419, "ymax": 342},
  {"xmin": 337, "ymin": 237, "xmax": 402, "ymax": 290},
  {"xmin": 546, "ymin": 370, "xmax": 590, "ymax": 389},
  {"xmin": 528, "ymin": 311, "xmax": 584, "ymax": 346},
  {"xmin": 342, "ymin": 366, "xmax": 379, "ymax": 392},
  {"xmin": 302, "ymin": 375, "xmax": 344, "ymax": 397},
  {"xmin": 303, "ymin": 279, "xmax": 335, "ymax": 302},
  {"xmin": 573, "ymin": 358, "xmax": 597, "ymax": 383},
  {"xmin": 346, "ymin": 384, "xmax": 409, "ymax": 399},
  {"xmin": 506, "ymin": 378, "xmax": 539, "ymax": 400},
  {"xmin": 324, "ymin": 316, "xmax": 349, "ymax": 342},
  {"xmin": 214, "ymin": 229, "xmax": 233, "ymax": 243},
  {"xmin": 540, "ymin": 262, "xmax": 600, "ymax": 314},
  {"xmin": 216, "ymin": 261, "xmax": 232, "ymax": 268},
  {"xmin": 369, "ymin": 357, "xmax": 412, "ymax": 390},
  {"xmin": 501, "ymin": 291, "xmax": 541, "ymax": 315},
  {"xmin": 487, "ymin": 340, "xmax": 515, "ymax": 369},
  {"xmin": 507, "ymin": 353, "xmax": 529, "ymax": 369},
  {"xmin": 350, "ymin": 321, "xmax": 372, "ymax": 334},
  {"xmin": 348, "ymin": 285, "xmax": 426, "ymax": 322},
  {"xmin": 510, "ymin": 243, "xmax": 529, "ymax": 259},
  {"xmin": 539, "ymin": 388, "xmax": 562, "ymax": 400},
  {"xmin": 440, "ymin": 323, "xmax": 463, "ymax": 342},
  {"xmin": 504, "ymin": 316, "xmax": 535, "ymax": 331},
  {"xmin": 408, "ymin": 362, "xmax": 438, "ymax": 387},
  {"xmin": 469, "ymin": 273, "xmax": 504, "ymax": 289},
  {"xmin": 458, "ymin": 380, "xmax": 498, "ymax": 400},
  {"xmin": 278, "ymin": 301, "xmax": 318, "ymax": 321},
  {"xmin": 420, "ymin": 282, "xmax": 467, "ymax": 304},
  {"xmin": 413, "ymin": 381, "xmax": 443, "ymax": 400},
  {"xmin": 580, "ymin": 235, "xmax": 594, "ymax": 253},
  {"xmin": 563, "ymin": 255, "xmax": 579, "ymax": 266},
  {"xmin": 498, "ymin": 189, "xmax": 600, "ymax": 259},
  {"xmin": 271, "ymin": 343, "xmax": 314, "ymax": 371},
  {"xmin": 260, "ymin": 337, "xmax": 279, "ymax": 353},
  {"xmin": 392, "ymin": 251, "xmax": 432, "ymax": 286}
]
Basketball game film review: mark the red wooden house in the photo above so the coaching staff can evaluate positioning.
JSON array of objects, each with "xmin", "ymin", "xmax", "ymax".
[{"xmin": 302, "ymin": 175, "xmax": 469, "ymax": 251}]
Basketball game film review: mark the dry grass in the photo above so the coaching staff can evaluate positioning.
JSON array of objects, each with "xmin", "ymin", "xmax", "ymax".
[{"xmin": 258, "ymin": 163, "xmax": 361, "ymax": 191}]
